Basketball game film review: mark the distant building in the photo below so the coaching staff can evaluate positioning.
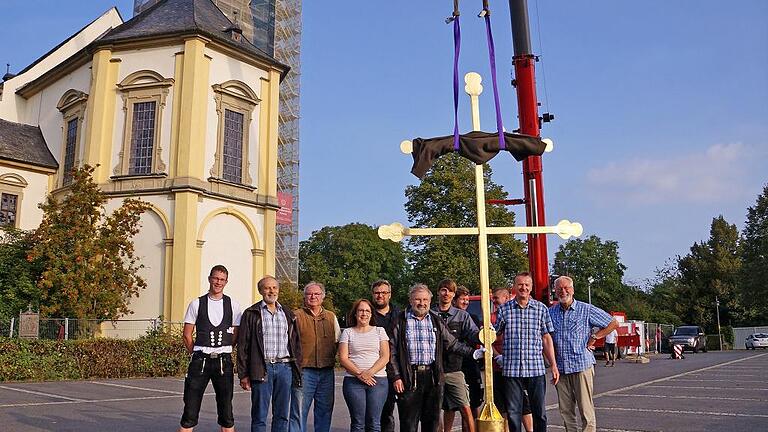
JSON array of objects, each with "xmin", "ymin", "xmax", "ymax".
[{"xmin": 0, "ymin": 0, "xmax": 287, "ymax": 322}]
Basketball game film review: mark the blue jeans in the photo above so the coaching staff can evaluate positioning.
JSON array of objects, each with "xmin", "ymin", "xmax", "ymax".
[
  {"xmin": 502, "ymin": 375, "xmax": 547, "ymax": 432},
  {"xmin": 251, "ymin": 362, "xmax": 293, "ymax": 432},
  {"xmin": 290, "ymin": 367, "xmax": 335, "ymax": 432},
  {"xmin": 342, "ymin": 376, "xmax": 389, "ymax": 432}
]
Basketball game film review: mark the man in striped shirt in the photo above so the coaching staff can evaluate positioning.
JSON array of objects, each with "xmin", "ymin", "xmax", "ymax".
[
  {"xmin": 494, "ymin": 272, "xmax": 559, "ymax": 432},
  {"xmin": 549, "ymin": 276, "xmax": 619, "ymax": 432}
]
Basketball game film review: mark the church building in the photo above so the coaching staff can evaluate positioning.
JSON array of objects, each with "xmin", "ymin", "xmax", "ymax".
[{"xmin": 0, "ymin": 0, "xmax": 287, "ymax": 322}]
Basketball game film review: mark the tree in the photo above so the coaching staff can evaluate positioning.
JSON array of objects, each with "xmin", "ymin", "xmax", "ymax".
[
  {"xmin": 677, "ymin": 216, "xmax": 743, "ymax": 332},
  {"xmin": 299, "ymin": 223, "xmax": 410, "ymax": 317},
  {"xmin": 740, "ymin": 184, "xmax": 768, "ymax": 324},
  {"xmin": 404, "ymin": 153, "xmax": 527, "ymax": 292},
  {"xmin": 552, "ymin": 235, "xmax": 628, "ymax": 311},
  {"xmin": 29, "ymin": 165, "xmax": 150, "ymax": 320},
  {"xmin": 0, "ymin": 228, "xmax": 44, "ymax": 318}
]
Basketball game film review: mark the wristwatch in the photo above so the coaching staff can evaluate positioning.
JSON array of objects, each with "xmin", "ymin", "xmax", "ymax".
[{"xmin": 590, "ymin": 334, "xmax": 598, "ymax": 341}]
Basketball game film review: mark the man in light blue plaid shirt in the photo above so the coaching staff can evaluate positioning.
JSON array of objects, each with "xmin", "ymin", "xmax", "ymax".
[
  {"xmin": 549, "ymin": 276, "xmax": 619, "ymax": 432},
  {"xmin": 494, "ymin": 272, "xmax": 559, "ymax": 432}
]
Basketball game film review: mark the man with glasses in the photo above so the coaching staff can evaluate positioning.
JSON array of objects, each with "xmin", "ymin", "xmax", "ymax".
[
  {"xmin": 290, "ymin": 282, "xmax": 340, "ymax": 432},
  {"xmin": 179, "ymin": 265, "xmax": 242, "ymax": 432},
  {"xmin": 370, "ymin": 279, "xmax": 401, "ymax": 432},
  {"xmin": 549, "ymin": 276, "xmax": 618, "ymax": 432}
]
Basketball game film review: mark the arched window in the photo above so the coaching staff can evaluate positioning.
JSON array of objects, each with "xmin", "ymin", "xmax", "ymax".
[{"xmin": 210, "ymin": 80, "xmax": 259, "ymax": 186}]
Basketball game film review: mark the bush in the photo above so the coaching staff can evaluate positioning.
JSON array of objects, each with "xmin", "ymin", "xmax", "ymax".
[{"xmin": 0, "ymin": 332, "xmax": 188, "ymax": 382}]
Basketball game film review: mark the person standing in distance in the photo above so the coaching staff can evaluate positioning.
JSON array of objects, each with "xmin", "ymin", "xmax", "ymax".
[
  {"xmin": 369, "ymin": 279, "xmax": 401, "ymax": 432},
  {"xmin": 549, "ymin": 276, "xmax": 619, "ymax": 432},
  {"xmin": 290, "ymin": 282, "xmax": 340, "ymax": 432},
  {"xmin": 179, "ymin": 265, "xmax": 242, "ymax": 432},
  {"xmin": 238, "ymin": 276, "xmax": 302, "ymax": 432}
]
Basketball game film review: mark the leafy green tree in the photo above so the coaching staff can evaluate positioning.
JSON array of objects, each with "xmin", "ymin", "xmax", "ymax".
[
  {"xmin": 404, "ymin": 153, "xmax": 527, "ymax": 292},
  {"xmin": 552, "ymin": 235, "xmax": 627, "ymax": 311},
  {"xmin": 677, "ymin": 216, "xmax": 743, "ymax": 332},
  {"xmin": 29, "ymin": 165, "xmax": 150, "ymax": 320},
  {"xmin": 299, "ymin": 223, "xmax": 410, "ymax": 317},
  {"xmin": 0, "ymin": 228, "xmax": 44, "ymax": 318},
  {"xmin": 740, "ymin": 184, "xmax": 768, "ymax": 324}
]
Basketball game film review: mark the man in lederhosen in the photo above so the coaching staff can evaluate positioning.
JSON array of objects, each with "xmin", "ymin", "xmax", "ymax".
[{"xmin": 179, "ymin": 265, "xmax": 242, "ymax": 432}]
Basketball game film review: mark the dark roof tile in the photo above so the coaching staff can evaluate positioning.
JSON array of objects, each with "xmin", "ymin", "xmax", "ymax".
[{"xmin": 0, "ymin": 118, "xmax": 58, "ymax": 169}]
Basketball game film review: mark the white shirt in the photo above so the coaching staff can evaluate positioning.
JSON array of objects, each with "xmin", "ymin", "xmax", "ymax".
[
  {"xmin": 339, "ymin": 326, "xmax": 389, "ymax": 377},
  {"xmin": 605, "ymin": 329, "xmax": 618, "ymax": 344},
  {"xmin": 184, "ymin": 295, "xmax": 243, "ymax": 354}
]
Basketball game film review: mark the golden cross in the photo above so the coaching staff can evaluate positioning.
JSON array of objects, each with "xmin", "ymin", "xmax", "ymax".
[{"xmin": 378, "ymin": 71, "xmax": 583, "ymax": 429}]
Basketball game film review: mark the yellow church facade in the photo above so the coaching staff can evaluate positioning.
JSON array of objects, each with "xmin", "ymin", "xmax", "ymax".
[{"xmin": 0, "ymin": 0, "xmax": 286, "ymax": 321}]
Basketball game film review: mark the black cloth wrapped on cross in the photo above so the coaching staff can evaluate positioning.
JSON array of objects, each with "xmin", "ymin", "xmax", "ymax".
[{"xmin": 409, "ymin": 130, "xmax": 546, "ymax": 179}]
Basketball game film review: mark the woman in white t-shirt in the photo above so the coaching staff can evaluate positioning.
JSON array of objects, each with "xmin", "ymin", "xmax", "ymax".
[{"xmin": 338, "ymin": 299, "xmax": 390, "ymax": 432}]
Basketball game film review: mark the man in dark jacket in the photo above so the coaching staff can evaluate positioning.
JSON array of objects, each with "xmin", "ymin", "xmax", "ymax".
[
  {"xmin": 369, "ymin": 279, "xmax": 401, "ymax": 432},
  {"xmin": 388, "ymin": 283, "xmax": 484, "ymax": 432},
  {"xmin": 238, "ymin": 276, "xmax": 303, "ymax": 432}
]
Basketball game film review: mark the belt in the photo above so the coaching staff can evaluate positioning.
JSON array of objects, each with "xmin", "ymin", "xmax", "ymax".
[
  {"xmin": 194, "ymin": 351, "xmax": 231, "ymax": 359},
  {"xmin": 266, "ymin": 357, "xmax": 294, "ymax": 364},
  {"xmin": 412, "ymin": 364, "xmax": 433, "ymax": 372}
]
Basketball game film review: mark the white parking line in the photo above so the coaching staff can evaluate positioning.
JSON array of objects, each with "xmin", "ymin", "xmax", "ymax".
[
  {"xmin": 89, "ymin": 381, "xmax": 182, "ymax": 394},
  {"xmin": 544, "ymin": 352, "xmax": 768, "ymax": 410},
  {"xmin": 647, "ymin": 385, "xmax": 768, "ymax": 391},
  {"xmin": 668, "ymin": 378, "xmax": 768, "ymax": 383},
  {"xmin": 596, "ymin": 406, "xmax": 768, "ymax": 418},
  {"xmin": 549, "ymin": 425, "xmax": 656, "ymax": 432},
  {"xmin": 609, "ymin": 393, "xmax": 764, "ymax": 402},
  {"xmin": 0, "ymin": 390, "xmax": 250, "ymax": 409},
  {"xmin": 0, "ymin": 385, "xmax": 85, "ymax": 402}
]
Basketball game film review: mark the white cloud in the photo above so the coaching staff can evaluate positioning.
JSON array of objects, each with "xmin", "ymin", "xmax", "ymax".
[{"xmin": 586, "ymin": 142, "xmax": 765, "ymax": 205}]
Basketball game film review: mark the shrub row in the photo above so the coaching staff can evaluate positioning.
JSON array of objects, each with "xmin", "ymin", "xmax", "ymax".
[{"xmin": 0, "ymin": 331, "xmax": 189, "ymax": 382}]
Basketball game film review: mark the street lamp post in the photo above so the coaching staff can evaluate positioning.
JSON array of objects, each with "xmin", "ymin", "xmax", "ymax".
[
  {"xmin": 716, "ymin": 296, "xmax": 723, "ymax": 351},
  {"xmin": 587, "ymin": 276, "xmax": 594, "ymax": 305}
]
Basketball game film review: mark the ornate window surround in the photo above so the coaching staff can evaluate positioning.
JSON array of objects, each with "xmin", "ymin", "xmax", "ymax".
[
  {"xmin": 0, "ymin": 173, "xmax": 28, "ymax": 228},
  {"xmin": 56, "ymin": 89, "xmax": 88, "ymax": 187},
  {"xmin": 114, "ymin": 70, "xmax": 173, "ymax": 177},
  {"xmin": 209, "ymin": 80, "xmax": 259, "ymax": 189}
]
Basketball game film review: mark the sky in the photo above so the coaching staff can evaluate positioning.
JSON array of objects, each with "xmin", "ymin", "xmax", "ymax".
[{"xmin": 2, "ymin": 0, "xmax": 767, "ymax": 285}]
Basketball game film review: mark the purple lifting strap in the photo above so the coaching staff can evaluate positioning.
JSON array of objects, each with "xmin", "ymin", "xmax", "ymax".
[
  {"xmin": 452, "ymin": 16, "xmax": 461, "ymax": 151},
  {"xmin": 484, "ymin": 13, "xmax": 506, "ymax": 150}
]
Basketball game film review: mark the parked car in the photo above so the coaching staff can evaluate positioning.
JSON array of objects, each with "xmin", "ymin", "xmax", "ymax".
[
  {"xmin": 745, "ymin": 333, "xmax": 768, "ymax": 350},
  {"xmin": 668, "ymin": 325, "xmax": 707, "ymax": 353}
]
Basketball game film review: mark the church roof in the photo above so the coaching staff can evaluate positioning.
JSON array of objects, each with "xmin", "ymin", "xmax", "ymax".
[
  {"xmin": 98, "ymin": 0, "xmax": 282, "ymax": 69},
  {"xmin": 0, "ymin": 118, "xmax": 58, "ymax": 169}
]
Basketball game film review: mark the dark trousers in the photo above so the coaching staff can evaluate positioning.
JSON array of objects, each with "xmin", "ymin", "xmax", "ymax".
[
  {"xmin": 605, "ymin": 343, "xmax": 616, "ymax": 361},
  {"xmin": 502, "ymin": 375, "xmax": 547, "ymax": 432},
  {"xmin": 380, "ymin": 380, "xmax": 397, "ymax": 432},
  {"xmin": 180, "ymin": 352, "xmax": 235, "ymax": 428},
  {"xmin": 396, "ymin": 369, "xmax": 443, "ymax": 432}
]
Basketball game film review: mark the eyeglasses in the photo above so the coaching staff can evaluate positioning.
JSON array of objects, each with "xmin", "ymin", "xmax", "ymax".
[
  {"xmin": 357, "ymin": 310, "xmax": 372, "ymax": 315},
  {"xmin": 373, "ymin": 291, "xmax": 391, "ymax": 296},
  {"xmin": 306, "ymin": 293, "xmax": 323, "ymax": 297},
  {"xmin": 209, "ymin": 277, "xmax": 227, "ymax": 283}
]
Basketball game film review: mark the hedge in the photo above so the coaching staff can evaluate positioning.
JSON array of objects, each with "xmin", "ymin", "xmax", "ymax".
[{"xmin": 0, "ymin": 331, "xmax": 189, "ymax": 382}]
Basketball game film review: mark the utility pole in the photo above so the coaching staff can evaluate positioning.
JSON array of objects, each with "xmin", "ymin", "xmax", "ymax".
[{"xmin": 508, "ymin": 0, "xmax": 554, "ymax": 303}]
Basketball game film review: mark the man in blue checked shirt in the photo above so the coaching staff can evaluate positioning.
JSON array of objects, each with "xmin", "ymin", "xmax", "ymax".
[
  {"xmin": 549, "ymin": 276, "xmax": 619, "ymax": 432},
  {"xmin": 494, "ymin": 272, "xmax": 559, "ymax": 432}
]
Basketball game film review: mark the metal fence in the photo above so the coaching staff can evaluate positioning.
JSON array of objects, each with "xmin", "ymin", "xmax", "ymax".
[
  {"xmin": 643, "ymin": 322, "xmax": 675, "ymax": 353},
  {"xmin": 2, "ymin": 318, "xmax": 184, "ymax": 340},
  {"xmin": 733, "ymin": 326, "xmax": 768, "ymax": 350}
]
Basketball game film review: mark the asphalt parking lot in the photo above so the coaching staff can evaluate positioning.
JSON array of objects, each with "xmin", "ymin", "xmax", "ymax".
[{"xmin": 0, "ymin": 350, "xmax": 765, "ymax": 431}]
